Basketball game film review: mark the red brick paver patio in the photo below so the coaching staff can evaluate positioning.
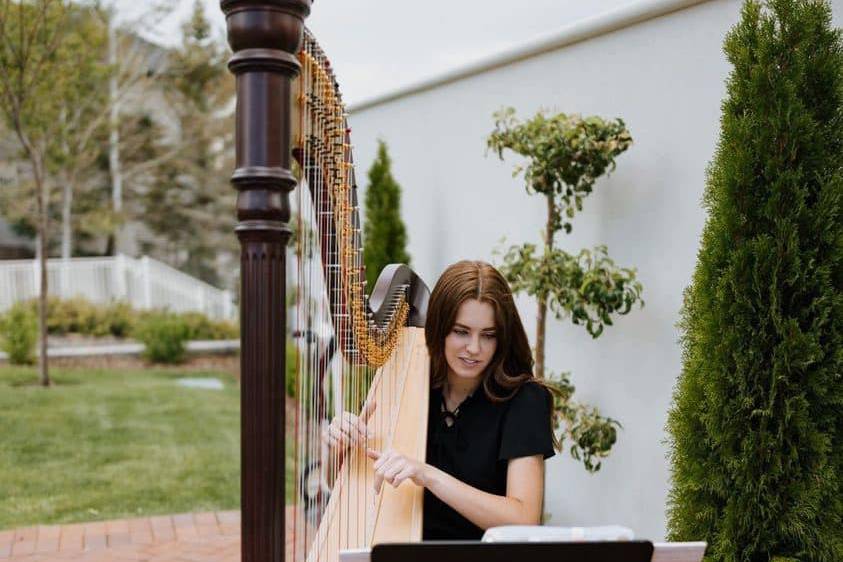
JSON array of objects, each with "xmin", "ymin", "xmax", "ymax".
[{"xmin": 1, "ymin": 511, "xmax": 247, "ymax": 562}]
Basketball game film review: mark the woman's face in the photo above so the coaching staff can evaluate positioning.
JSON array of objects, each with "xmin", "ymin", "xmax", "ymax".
[{"xmin": 444, "ymin": 298, "xmax": 498, "ymax": 384}]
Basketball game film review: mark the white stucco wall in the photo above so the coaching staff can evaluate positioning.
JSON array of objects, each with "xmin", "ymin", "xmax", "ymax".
[{"xmin": 346, "ymin": 0, "xmax": 843, "ymax": 541}]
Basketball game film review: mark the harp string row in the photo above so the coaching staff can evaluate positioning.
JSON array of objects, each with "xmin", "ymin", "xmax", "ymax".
[{"xmin": 289, "ymin": 29, "xmax": 418, "ymax": 562}]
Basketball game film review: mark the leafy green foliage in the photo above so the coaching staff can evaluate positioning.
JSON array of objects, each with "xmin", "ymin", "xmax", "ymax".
[
  {"xmin": 0, "ymin": 2, "xmax": 113, "ymax": 242},
  {"xmin": 36, "ymin": 297, "xmax": 114, "ymax": 337},
  {"xmin": 500, "ymin": 244, "xmax": 643, "ymax": 338},
  {"xmin": 488, "ymin": 108, "xmax": 632, "ymax": 233},
  {"xmin": 15, "ymin": 298, "xmax": 236, "ymax": 341},
  {"xmin": 105, "ymin": 302, "xmax": 134, "ymax": 339},
  {"xmin": 176, "ymin": 312, "xmax": 239, "ymax": 341},
  {"xmin": 0, "ymin": 303, "xmax": 38, "ymax": 365},
  {"xmin": 363, "ymin": 140, "xmax": 411, "ymax": 290},
  {"xmin": 545, "ymin": 371, "xmax": 620, "ymax": 472},
  {"xmin": 487, "ymin": 108, "xmax": 642, "ymax": 472},
  {"xmin": 667, "ymin": 2, "xmax": 843, "ymax": 560},
  {"xmin": 133, "ymin": 313, "xmax": 190, "ymax": 364}
]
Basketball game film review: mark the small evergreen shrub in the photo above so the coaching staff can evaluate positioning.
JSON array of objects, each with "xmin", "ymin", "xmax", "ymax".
[
  {"xmin": 0, "ymin": 303, "xmax": 38, "ymax": 365},
  {"xmin": 17, "ymin": 297, "xmax": 237, "ymax": 340},
  {"xmin": 35, "ymin": 297, "xmax": 110, "ymax": 337},
  {"xmin": 104, "ymin": 302, "xmax": 134, "ymax": 338},
  {"xmin": 134, "ymin": 313, "xmax": 190, "ymax": 364},
  {"xmin": 178, "ymin": 311, "xmax": 239, "ymax": 340},
  {"xmin": 362, "ymin": 139, "xmax": 411, "ymax": 290}
]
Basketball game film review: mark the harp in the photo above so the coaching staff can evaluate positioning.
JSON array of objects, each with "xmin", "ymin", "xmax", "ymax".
[{"xmin": 220, "ymin": 3, "xmax": 430, "ymax": 562}]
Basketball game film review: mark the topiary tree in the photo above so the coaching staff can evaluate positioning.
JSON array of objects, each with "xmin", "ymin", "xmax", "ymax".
[
  {"xmin": 666, "ymin": 1, "xmax": 842, "ymax": 560},
  {"xmin": 363, "ymin": 139, "xmax": 411, "ymax": 290},
  {"xmin": 488, "ymin": 108, "xmax": 643, "ymax": 471}
]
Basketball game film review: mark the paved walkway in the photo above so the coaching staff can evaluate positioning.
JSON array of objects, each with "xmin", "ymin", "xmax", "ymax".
[
  {"xmin": 0, "ymin": 340, "xmax": 240, "ymax": 362},
  {"xmin": 1, "ymin": 511, "xmax": 245, "ymax": 562}
]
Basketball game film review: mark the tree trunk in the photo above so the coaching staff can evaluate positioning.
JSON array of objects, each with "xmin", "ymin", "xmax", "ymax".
[
  {"xmin": 534, "ymin": 192, "xmax": 556, "ymax": 380},
  {"xmin": 34, "ymin": 157, "xmax": 51, "ymax": 387},
  {"xmin": 536, "ymin": 294, "xmax": 547, "ymax": 379},
  {"xmin": 107, "ymin": 11, "xmax": 123, "ymax": 256},
  {"xmin": 60, "ymin": 108, "xmax": 72, "ymax": 261},
  {"xmin": 61, "ymin": 175, "xmax": 72, "ymax": 261}
]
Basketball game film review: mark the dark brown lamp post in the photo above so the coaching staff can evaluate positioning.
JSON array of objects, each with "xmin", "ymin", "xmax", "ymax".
[{"xmin": 220, "ymin": 2, "xmax": 312, "ymax": 561}]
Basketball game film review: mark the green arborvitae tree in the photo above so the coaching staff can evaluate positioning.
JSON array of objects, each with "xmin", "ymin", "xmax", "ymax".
[
  {"xmin": 666, "ymin": 2, "xmax": 842, "ymax": 561},
  {"xmin": 363, "ymin": 140, "xmax": 411, "ymax": 290}
]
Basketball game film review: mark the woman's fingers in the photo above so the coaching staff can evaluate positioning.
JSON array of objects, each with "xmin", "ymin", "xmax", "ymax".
[
  {"xmin": 338, "ymin": 413, "xmax": 372, "ymax": 441},
  {"xmin": 325, "ymin": 413, "xmax": 368, "ymax": 450},
  {"xmin": 372, "ymin": 449, "xmax": 395, "ymax": 493},
  {"xmin": 391, "ymin": 465, "xmax": 415, "ymax": 489},
  {"xmin": 373, "ymin": 458, "xmax": 387, "ymax": 494},
  {"xmin": 327, "ymin": 427, "xmax": 346, "ymax": 449},
  {"xmin": 360, "ymin": 399, "xmax": 377, "ymax": 423},
  {"xmin": 337, "ymin": 413, "xmax": 361, "ymax": 441},
  {"xmin": 383, "ymin": 459, "xmax": 405, "ymax": 484},
  {"xmin": 369, "ymin": 449, "xmax": 422, "ymax": 492},
  {"xmin": 373, "ymin": 449, "xmax": 395, "ymax": 471}
]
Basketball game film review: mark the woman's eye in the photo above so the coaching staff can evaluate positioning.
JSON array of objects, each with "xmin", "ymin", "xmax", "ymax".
[
  {"xmin": 482, "ymin": 333, "xmax": 496, "ymax": 339},
  {"xmin": 453, "ymin": 329, "xmax": 468, "ymax": 336}
]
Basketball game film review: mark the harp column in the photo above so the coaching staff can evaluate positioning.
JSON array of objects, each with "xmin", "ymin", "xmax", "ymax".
[{"xmin": 221, "ymin": 2, "xmax": 311, "ymax": 562}]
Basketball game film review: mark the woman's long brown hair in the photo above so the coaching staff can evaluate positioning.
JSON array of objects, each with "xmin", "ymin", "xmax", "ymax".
[{"xmin": 424, "ymin": 260, "xmax": 559, "ymax": 449}]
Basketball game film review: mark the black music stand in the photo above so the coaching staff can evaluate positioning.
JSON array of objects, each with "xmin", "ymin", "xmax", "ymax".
[{"xmin": 372, "ymin": 541, "xmax": 654, "ymax": 562}]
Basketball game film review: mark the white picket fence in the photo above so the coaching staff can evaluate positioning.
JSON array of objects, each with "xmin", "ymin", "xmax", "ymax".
[{"xmin": 0, "ymin": 254, "xmax": 236, "ymax": 320}]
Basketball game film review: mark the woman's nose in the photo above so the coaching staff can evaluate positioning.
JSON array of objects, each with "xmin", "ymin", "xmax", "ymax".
[{"xmin": 466, "ymin": 335, "xmax": 480, "ymax": 354}]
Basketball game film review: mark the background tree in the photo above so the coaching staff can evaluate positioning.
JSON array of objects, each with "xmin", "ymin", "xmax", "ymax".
[
  {"xmin": 0, "ymin": 3, "xmax": 177, "ymax": 261},
  {"xmin": 140, "ymin": 0, "xmax": 236, "ymax": 286},
  {"xmin": 363, "ymin": 139, "xmax": 411, "ymax": 290},
  {"xmin": 50, "ymin": 7, "xmax": 109, "ymax": 261},
  {"xmin": 100, "ymin": 1, "xmax": 174, "ymax": 256},
  {"xmin": 0, "ymin": 0, "xmax": 81, "ymax": 386},
  {"xmin": 141, "ymin": 0, "xmax": 235, "ymax": 284},
  {"xmin": 488, "ymin": 108, "xmax": 643, "ymax": 471},
  {"xmin": 667, "ymin": 1, "xmax": 842, "ymax": 560}
]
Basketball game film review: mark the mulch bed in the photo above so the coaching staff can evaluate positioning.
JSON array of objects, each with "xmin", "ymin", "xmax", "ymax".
[{"xmin": 49, "ymin": 354, "xmax": 241, "ymax": 379}]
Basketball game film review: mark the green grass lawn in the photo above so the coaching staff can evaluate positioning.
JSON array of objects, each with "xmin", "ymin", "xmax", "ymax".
[{"xmin": 0, "ymin": 365, "xmax": 241, "ymax": 530}]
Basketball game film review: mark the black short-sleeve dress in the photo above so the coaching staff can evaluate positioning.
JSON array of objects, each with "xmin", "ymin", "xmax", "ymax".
[{"xmin": 422, "ymin": 381, "xmax": 556, "ymax": 540}]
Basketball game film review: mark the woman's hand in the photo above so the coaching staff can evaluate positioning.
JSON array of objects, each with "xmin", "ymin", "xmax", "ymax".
[
  {"xmin": 321, "ymin": 401, "xmax": 376, "ymax": 452},
  {"xmin": 367, "ymin": 448, "xmax": 431, "ymax": 493}
]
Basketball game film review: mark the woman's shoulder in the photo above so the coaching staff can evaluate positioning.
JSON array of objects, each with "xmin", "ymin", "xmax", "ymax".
[
  {"xmin": 512, "ymin": 379, "xmax": 551, "ymax": 405},
  {"xmin": 508, "ymin": 380, "xmax": 552, "ymax": 411},
  {"xmin": 499, "ymin": 379, "xmax": 556, "ymax": 460}
]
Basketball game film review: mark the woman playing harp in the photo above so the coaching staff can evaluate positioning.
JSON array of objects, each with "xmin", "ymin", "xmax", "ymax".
[
  {"xmin": 219, "ymin": 2, "xmax": 555, "ymax": 561},
  {"xmin": 289, "ymin": 35, "xmax": 556, "ymax": 561},
  {"xmin": 326, "ymin": 261, "xmax": 557, "ymax": 541}
]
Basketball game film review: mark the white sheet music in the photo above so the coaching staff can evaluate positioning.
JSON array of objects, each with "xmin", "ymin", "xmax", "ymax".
[
  {"xmin": 339, "ymin": 549, "xmax": 371, "ymax": 562},
  {"xmin": 482, "ymin": 524, "xmax": 634, "ymax": 542},
  {"xmin": 651, "ymin": 542, "xmax": 707, "ymax": 562}
]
